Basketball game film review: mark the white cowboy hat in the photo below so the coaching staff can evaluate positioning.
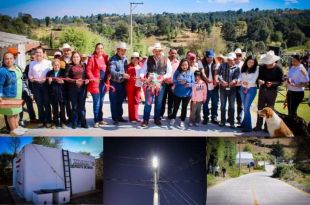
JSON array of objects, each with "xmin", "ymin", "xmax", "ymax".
[
  {"xmin": 149, "ymin": 42, "xmax": 164, "ymax": 52},
  {"xmin": 115, "ymin": 42, "xmax": 128, "ymax": 50},
  {"xmin": 234, "ymin": 48, "xmax": 242, "ymax": 54},
  {"xmin": 59, "ymin": 43, "xmax": 74, "ymax": 51},
  {"xmin": 131, "ymin": 52, "xmax": 140, "ymax": 58},
  {"xmin": 226, "ymin": 52, "xmax": 236, "ymax": 60},
  {"xmin": 259, "ymin": 50, "xmax": 280, "ymax": 65}
]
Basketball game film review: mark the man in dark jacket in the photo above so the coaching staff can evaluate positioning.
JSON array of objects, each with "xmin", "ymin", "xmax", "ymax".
[{"xmin": 218, "ymin": 52, "xmax": 240, "ymax": 128}]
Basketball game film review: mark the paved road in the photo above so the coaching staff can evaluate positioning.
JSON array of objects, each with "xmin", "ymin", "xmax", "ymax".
[
  {"xmin": 207, "ymin": 167, "xmax": 310, "ymax": 205},
  {"xmin": 1, "ymin": 95, "xmax": 267, "ymax": 137}
]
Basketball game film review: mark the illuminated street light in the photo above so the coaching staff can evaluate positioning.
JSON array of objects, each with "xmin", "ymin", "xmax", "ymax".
[
  {"xmin": 152, "ymin": 156, "xmax": 159, "ymax": 169},
  {"xmin": 152, "ymin": 156, "xmax": 159, "ymax": 205}
]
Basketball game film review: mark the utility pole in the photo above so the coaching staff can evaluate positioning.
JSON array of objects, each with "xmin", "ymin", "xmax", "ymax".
[
  {"xmin": 130, "ymin": 2, "xmax": 144, "ymax": 49},
  {"xmin": 152, "ymin": 156, "xmax": 159, "ymax": 205}
]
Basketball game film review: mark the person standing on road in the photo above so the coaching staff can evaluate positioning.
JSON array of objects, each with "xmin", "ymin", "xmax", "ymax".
[
  {"xmin": 189, "ymin": 70, "xmax": 207, "ymax": 127},
  {"xmin": 86, "ymin": 43, "xmax": 109, "ymax": 128},
  {"xmin": 218, "ymin": 52, "xmax": 240, "ymax": 128},
  {"xmin": 168, "ymin": 59, "xmax": 195, "ymax": 129},
  {"xmin": 140, "ymin": 42, "xmax": 172, "ymax": 127},
  {"xmin": 126, "ymin": 52, "xmax": 142, "ymax": 122},
  {"xmin": 286, "ymin": 54, "xmax": 309, "ymax": 116},
  {"xmin": 238, "ymin": 55, "xmax": 259, "ymax": 132},
  {"xmin": 161, "ymin": 48, "xmax": 179, "ymax": 119},
  {"xmin": 254, "ymin": 51, "xmax": 283, "ymax": 132},
  {"xmin": 234, "ymin": 48, "xmax": 244, "ymax": 125},
  {"xmin": 109, "ymin": 42, "xmax": 129, "ymax": 125},
  {"xmin": 199, "ymin": 49, "xmax": 220, "ymax": 125},
  {"xmin": 28, "ymin": 47, "xmax": 52, "ymax": 128},
  {"xmin": 0, "ymin": 52, "xmax": 26, "ymax": 136}
]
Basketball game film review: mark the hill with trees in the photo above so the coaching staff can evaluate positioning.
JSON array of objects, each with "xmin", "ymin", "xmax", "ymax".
[{"xmin": 0, "ymin": 9, "xmax": 309, "ymax": 55}]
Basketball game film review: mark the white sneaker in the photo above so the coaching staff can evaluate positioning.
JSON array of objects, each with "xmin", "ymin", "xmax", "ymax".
[
  {"xmin": 169, "ymin": 119, "xmax": 175, "ymax": 126},
  {"xmin": 10, "ymin": 129, "xmax": 25, "ymax": 136},
  {"xmin": 179, "ymin": 121, "xmax": 185, "ymax": 129},
  {"xmin": 17, "ymin": 127, "xmax": 28, "ymax": 132}
]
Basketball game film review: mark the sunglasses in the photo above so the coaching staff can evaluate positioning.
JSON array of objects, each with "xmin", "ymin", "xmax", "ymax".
[{"xmin": 236, "ymin": 54, "xmax": 242, "ymax": 57}]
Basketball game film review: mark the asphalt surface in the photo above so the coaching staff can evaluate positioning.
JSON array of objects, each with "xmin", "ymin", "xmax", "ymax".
[
  {"xmin": 207, "ymin": 166, "xmax": 310, "ymax": 205},
  {"xmin": 1, "ymin": 95, "xmax": 267, "ymax": 137}
]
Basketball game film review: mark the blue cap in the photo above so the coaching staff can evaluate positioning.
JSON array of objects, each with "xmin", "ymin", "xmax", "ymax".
[{"xmin": 205, "ymin": 49, "xmax": 215, "ymax": 58}]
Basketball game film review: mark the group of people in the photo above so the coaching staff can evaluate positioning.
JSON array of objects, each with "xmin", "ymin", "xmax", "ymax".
[{"xmin": 0, "ymin": 42, "xmax": 309, "ymax": 136}]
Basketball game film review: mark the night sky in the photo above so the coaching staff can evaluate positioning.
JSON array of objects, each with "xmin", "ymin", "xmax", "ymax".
[{"xmin": 103, "ymin": 137, "xmax": 206, "ymax": 205}]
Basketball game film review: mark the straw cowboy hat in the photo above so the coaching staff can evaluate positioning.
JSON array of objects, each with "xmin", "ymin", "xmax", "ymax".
[
  {"xmin": 259, "ymin": 50, "xmax": 280, "ymax": 65},
  {"xmin": 148, "ymin": 42, "xmax": 164, "ymax": 53},
  {"xmin": 59, "ymin": 43, "xmax": 74, "ymax": 51},
  {"xmin": 115, "ymin": 42, "xmax": 128, "ymax": 50},
  {"xmin": 131, "ymin": 52, "xmax": 140, "ymax": 58},
  {"xmin": 226, "ymin": 52, "xmax": 236, "ymax": 60}
]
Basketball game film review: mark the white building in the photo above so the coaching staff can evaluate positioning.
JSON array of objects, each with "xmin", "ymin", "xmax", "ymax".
[
  {"xmin": 13, "ymin": 144, "xmax": 96, "ymax": 203},
  {"xmin": 0, "ymin": 31, "xmax": 40, "ymax": 69},
  {"xmin": 236, "ymin": 152, "xmax": 254, "ymax": 165}
]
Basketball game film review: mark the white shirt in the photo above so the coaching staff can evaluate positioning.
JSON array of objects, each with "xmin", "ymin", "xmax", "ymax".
[
  {"xmin": 235, "ymin": 61, "xmax": 244, "ymax": 71},
  {"xmin": 238, "ymin": 67, "xmax": 259, "ymax": 88},
  {"xmin": 134, "ymin": 65, "xmax": 143, "ymax": 87},
  {"xmin": 140, "ymin": 57, "xmax": 172, "ymax": 79},
  {"xmin": 287, "ymin": 64, "xmax": 309, "ymax": 92},
  {"xmin": 28, "ymin": 59, "xmax": 52, "ymax": 80}
]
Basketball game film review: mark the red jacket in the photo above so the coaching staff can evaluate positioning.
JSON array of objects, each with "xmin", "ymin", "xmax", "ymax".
[{"xmin": 86, "ymin": 53, "xmax": 109, "ymax": 94}]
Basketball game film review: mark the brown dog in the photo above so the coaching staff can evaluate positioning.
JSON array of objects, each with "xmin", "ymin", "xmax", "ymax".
[{"xmin": 258, "ymin": 107, "xmax": 294, "ymax": 137}]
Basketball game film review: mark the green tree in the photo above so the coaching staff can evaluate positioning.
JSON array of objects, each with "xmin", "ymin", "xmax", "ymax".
[
  {"xmin": 222, "ymin": 22, "xmax": 236, "ymax": 41},
  {"xmin": 32, "ymin": 137, "xmax": 62, "ymax": 148},
  {"xmin": 59, "ymin": 27, "xmax": 102, "ymax": 54},
  {"xmin": 287, "ymin": 30, "xmax": 305, "ymax": 47},
  {"xmin": 270, "ymin": 141, "xmax": 284, "ymax": 159},
  {"xmin": 271, "ymin": 31, "xmax": 283, "ymax": 42},
  {"xmin": 113, "ymin": 20, "xmax": 129, "ymax": 42},
  {"xmin": 79, "ymin": 151, "xmax": 91, "ymax": 156}
]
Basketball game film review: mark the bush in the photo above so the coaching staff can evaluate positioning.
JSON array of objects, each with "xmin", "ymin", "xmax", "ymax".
[
  {"xmin": 273, "ymin": 163, "xmax": 303, "ymax": 180},
  {"xmin": 207, "ymin": 174, "xmax": 216, "ymax": 186}
]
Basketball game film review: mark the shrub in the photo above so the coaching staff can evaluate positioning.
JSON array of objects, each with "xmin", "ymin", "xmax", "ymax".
[
  {"xmin": 273, "ymin": 163, "xmax": 303, "ymax": 180},
  {"xmin": 207, "ymin": 174, "xmax": 216, "ymax": 186}
]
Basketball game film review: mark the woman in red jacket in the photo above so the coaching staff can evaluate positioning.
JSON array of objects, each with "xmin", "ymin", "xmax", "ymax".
[
  {"xmin": 126, "ymin": 52, "xmax": 142, "ymax": 122},
  {"xmin": 86, "ymin": 43, "xmax": 109, "ymax": 128}
]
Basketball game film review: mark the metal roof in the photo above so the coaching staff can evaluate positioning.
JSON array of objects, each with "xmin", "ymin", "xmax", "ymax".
[
  {"xmin": 0, "ymin": 31, "xmax": 39, "ymax": 48},
  {"xmin": 236, "ymin": 152, "xmax": 254, "ymax": 159}
]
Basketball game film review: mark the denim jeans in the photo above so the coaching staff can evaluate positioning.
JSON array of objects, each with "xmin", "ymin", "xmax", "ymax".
[
  {"xmin": 109, "ymin": 81, "xmax": 126, "ymax": 121},
  {"xmin": 32, "ymin": 83, "xmax": 51, "ymax": 124},
  {"xmin": 220, "ymin": 87, "xmax": 236, "ymax": 124},
  {"xmin": 239, "ymin": 87, "xmax": 257, "ymax": 131},
  {"xmin": 69, "ymin": 86, "xmax": 87, "ymax": 126},
  {"xmin": 143, "ymin": 84, "xmax": 166, "ymax": 121},
  {"xmin": 203, "ymin": 89, "xmax": 219, "ymax": 121},
  {"xmin": 92, "ymin": 82, "xmax": 106, "ymax": 123}
]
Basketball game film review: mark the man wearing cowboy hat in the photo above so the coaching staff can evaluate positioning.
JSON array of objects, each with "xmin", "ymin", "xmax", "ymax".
[
  {"xmin": 109, "ymin": 42, "xmax": 129, "ymax": 125},
  {"xmin": 59, "ymin": 43, "xmax": 74, "ymax": 124},
  {"xmin": 218, "ymin": 52, "xmax": 240, "ymax": 128},
  {"xmin": 140, "ymin": 42, "xmax": 172, "ymax": 127},
  {"xmin": 254, "ymin": 50, "xmax": 284, "ymax": 132},
  {"xmin": 235, "ymin": 48, "xmax": 244, "ymax": 125}
]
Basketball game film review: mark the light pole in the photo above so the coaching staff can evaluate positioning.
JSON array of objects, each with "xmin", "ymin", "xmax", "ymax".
[
  {"xmin": 152, "ymin": 156, "xmax": 159, "ymax": 205},
  {"xmin": 129, "ymin": 2, "xmax": 144, "ymax": 49}
]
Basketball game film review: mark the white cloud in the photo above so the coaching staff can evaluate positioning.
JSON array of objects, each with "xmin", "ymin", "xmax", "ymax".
[
  {"xmin": 81, "ymin": 140, "xmax": 87, "ymax": 145},
  {"xmin": 284, "ymin": 0, "xmax": 299, "ymax": 5},
  {"xmin": 208, "ymin": 0, "xmax": 249, "ymax": 3}
]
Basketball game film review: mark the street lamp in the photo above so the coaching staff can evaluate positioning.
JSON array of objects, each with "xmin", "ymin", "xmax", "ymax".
[
  {"xmin": 129, "ymin": 2, "xmax": 144, "ymax": 48},
  {"xmin": 152, "ymin": 156, "xmax": 159, "ymax": 205}
]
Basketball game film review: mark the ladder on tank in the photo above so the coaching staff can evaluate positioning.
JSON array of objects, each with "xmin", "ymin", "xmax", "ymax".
[{"xmin": 62, "ymin": 149, "xmax": 72, "ymax": 196}]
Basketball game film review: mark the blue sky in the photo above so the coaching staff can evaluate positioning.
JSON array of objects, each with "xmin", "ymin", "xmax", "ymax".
[
  {"xmin": 0, "ymin": 137, "xmax": 103, "ymax": 158},
  {"xmin": 0, "ymin": 0, "xmax": 308, "ymax": 18}
]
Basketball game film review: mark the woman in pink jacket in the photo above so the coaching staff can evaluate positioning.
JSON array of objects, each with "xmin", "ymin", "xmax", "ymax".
[{"xmin": 86, "ymin": 43, "xmax": 109, "ymax": 128}]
